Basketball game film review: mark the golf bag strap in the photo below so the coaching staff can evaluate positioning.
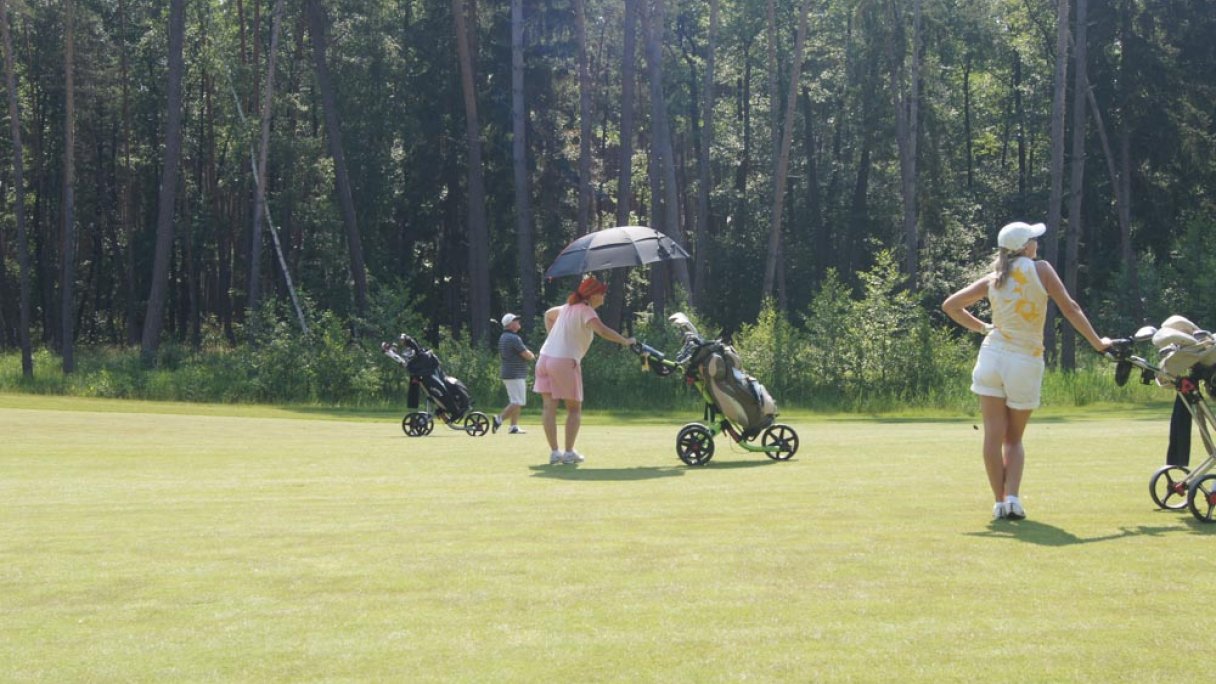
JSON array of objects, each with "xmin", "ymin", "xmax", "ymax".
[{"xmin": 408, "ymin": 379, "xmax": 420, "ymax": 409}]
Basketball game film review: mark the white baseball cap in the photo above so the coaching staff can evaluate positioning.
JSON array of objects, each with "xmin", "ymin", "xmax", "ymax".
[
  {"xmin": 500, "ymin": 313, "xmax": 520, "ymax": 327},
  {"xmin": 997, "ymin": 221, "xmax": 1047, "ymax": 251}
]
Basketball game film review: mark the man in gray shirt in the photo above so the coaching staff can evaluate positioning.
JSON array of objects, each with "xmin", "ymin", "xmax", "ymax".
[{"xmin": 494, "ymin": 313, "xmax": 536, "ymax": 434}]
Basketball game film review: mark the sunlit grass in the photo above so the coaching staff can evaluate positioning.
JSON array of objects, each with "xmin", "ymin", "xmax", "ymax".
[{"xmin": 1, "ymin": 395, "xmax": 1208, "ymax": 681}]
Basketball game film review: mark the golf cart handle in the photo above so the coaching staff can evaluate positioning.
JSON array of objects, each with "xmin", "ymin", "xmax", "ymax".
[
  {"xmin": 1103, "ymin": 336, "xmax": 1168, "ymax": 386},
  {"xmin": 630, "ymin": 342, "xmax": 665, "ymax": 359},
  {"xmin": 1104, "ymin": 338, "xmax": 1134, "ymax": 361}
]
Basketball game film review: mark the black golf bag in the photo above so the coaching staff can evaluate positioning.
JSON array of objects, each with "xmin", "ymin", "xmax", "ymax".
[{"xmin": 394, "ymin": 336, "xmax": 472, "ymax": 421}]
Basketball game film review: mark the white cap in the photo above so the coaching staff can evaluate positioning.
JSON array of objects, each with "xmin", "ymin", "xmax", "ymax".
[
  {"xmin": 997, "ymin": 221, "xmax": 1046, "ymax": 251},
  {"xmin": 500, "ymin": 313, "xmax": 520, "ymax": 327}
]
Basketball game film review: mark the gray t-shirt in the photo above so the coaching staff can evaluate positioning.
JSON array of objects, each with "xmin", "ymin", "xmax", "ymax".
[{"xmin": 499, "ymin": 331, "xmax": 530, "ymax": 380}]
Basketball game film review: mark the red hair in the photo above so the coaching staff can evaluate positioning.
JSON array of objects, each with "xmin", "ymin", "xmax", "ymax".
[{"xmin": 567, "ymin": 276, "xmax": 608, "ymax": 305}]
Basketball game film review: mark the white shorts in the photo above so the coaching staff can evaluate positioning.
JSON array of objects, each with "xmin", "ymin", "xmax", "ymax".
[
  {"xmin": 503, "ymin": 378, "xmax": 528, "ymax": 406},
  {"xmin": 970, "ymin": 344, "xmax": 1045, "ymax": 411}
]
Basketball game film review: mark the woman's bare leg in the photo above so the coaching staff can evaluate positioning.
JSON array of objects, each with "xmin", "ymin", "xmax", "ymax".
[
  {"xmin": 1002, "ymin": 407, "xmax": 1034, "ymax": 496},
  {"xmin": 541, "ymin": 393, "xmax": 559, "ymax": 451},
  {"xmin": 980, "ymin": 396, "xmax": 1009, "ymax": 501},
  {"xmin": 563, "ymin": 399, "xmax": 582, "ymax": 451}
]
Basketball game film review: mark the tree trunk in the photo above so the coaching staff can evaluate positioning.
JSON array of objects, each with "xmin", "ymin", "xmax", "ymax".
[
  {"xmin": 140, "ymin": 0, "xmax": 186, "ymax": 364},
  {"xmin": 574, "ymin": 0, "xmax": 593, "ymax": 235},
  {"xmin": 765, "ymin": 0, "xmax": 778, "ymax": 173},
  {"xmin": 692, "ymin": 0, "xmax": 717, "ymax": 310},
  {"xmin": 510, "ymin": 0, "xmax": 537, "ymax": 325},
  {"xmin": 1044, "ymin": 0, "xmax": 1071, "ymax": 365},
  {"xmin": 642, "ymin": 0, "xmax": 690, "ymax": 305},
  {"xmin": 61, "ymin": 0, "xmax": 77, "ymax": 373},
  {"xmin": 1082, "ymin": 74, "xmax": 1139, "ymax": 319},
  {"xmin": 305, "ymin": 0, "xmax": 368, "ymax": 316},
  {"xmin": 800, "ymin": 87, "xmax": 825, "ymax": 278},
  {"xmin": 0, "ymin": 0, "xmax": 32, "ymax": 377},
  {"xmin": 604, "ymin": 0, "xmax": 639, "ymax": 329},
  {"xmin": 451, "ymin": 0, "xmax": 491, "ymax": 343},
  {"xmin": 1014, "ymin": 50, "xmax": 1027, "ymax": 204},
  {"xmin": 1063, "ymin": 0, "xmax": 1089, "ymax": 371},
  {"xmin": 1117, "ymin": 0, "xmax": 1142, "ymax": 321},
  {"xmin": 119, "ymin": 0, "xmax": 139, "ymax": 345},
  {"xmin": 248, "ymin": 0, "xmax": 286, "ymax": 318},
  {"xmin": 963, "ymin": 53, "xmax": 973, "ymax": 192},
  {"xmin": 761, "ymin": 0, "xmax": 814, "ymax": 302},
  {"xmin": 886, "ymin": 0, "xmax": 921, "ymax": 285}
]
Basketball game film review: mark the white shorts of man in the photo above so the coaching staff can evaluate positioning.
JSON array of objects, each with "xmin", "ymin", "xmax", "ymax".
[{"xmin": 496, "ymin": 379, "xmax": 528, "ymax": 434}]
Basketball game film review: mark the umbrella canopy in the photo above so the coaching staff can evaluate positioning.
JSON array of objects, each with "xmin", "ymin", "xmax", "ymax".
[{"xmin": 545, "ymin": 226, "xmax": 691, "ymax": 279}]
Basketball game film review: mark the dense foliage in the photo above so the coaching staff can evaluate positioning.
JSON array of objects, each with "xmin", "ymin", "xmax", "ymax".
[{"xmin": 0, "ymin": 0, "xmax": 1213, "ymax": 403}]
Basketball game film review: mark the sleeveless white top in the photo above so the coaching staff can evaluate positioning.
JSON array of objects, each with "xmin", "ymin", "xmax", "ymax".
[{"xmin": 984, "ymin": 256, "xmax": 1048, "ymax": 357}]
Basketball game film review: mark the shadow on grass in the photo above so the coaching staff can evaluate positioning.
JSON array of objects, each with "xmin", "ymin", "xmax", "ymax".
[
  {"xmin": 528, "ymin": 458, "xmax": 780, "ymax": 481},
  {"xmin": 529, "ymin": 465, "xmax": 686, "ymax": 481},
  {"xmin": 685, "ymin": 458, "xmax": 783, "ymax": 470},
  {"xmin": 966, "ymin": 516, "xmax": 1216, "ymax": 545}
]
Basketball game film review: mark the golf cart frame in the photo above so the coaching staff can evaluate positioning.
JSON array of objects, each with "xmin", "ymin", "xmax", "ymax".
[
  {"xmin": 633, "ymin": 313, "xmax": 799, "ymax": 466},
  {"xmin": 1107, "ymin": 325, "xmax": 1216, "ymax": 522}
]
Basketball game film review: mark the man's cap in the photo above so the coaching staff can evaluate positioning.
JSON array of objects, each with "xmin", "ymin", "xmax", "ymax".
[
  {"xmin": 501, "ymin": 313, "xmax": 520, "ymax": 327},
  {"xmin": 997, "ymin": 221, "xmax": 1047, "ymax": 251}
]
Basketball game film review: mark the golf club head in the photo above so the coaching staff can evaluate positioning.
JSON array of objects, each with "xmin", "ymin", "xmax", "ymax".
[
  {"xmin": 667, "ymin": 312, "xmax": 699, "ymax": 337},
  {"xmin": 1132, "ymin": 326, "xmax": 1157, "ymax": 342}
]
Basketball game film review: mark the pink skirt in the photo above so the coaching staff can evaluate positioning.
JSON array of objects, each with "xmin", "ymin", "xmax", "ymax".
[{"xmin": 533, "ymin": 354, "xmax": 583, "ymax": 402}]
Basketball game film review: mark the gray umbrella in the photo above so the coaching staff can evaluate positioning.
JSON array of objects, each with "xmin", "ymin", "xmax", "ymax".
[{"xmin": 545, "ymin": 226, "xmax": 691, "ymax": 279}]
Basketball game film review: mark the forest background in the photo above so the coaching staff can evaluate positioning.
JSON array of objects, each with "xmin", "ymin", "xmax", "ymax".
[{"xmin": 0, "ymin": 0, "xmax": 1212, "ymax": 412}]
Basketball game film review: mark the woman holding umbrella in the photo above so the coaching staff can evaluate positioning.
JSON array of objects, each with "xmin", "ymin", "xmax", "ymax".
[{"xmin": 535, "ymin": 276, "xmax": 635, "ymax": 465}]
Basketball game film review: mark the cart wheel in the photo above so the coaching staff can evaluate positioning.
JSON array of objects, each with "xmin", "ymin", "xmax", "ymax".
[
  {"xmin": 675, "ymin": 423, "xmax": 715, "ymax": 466},
  {"xmin": 421, "ymin": 414, "xmax": 435, "ymax": 436},
  {"xmin": 1149, "ymin": 465, "xmax": 1191, "ymax": 510},
  {"xmin": 464, "ymin": 412, "xmax": 491, "ymax": 437},
  {"xmin": 761, "ymin": 424, "xmax": 800, "ymax": 460},
  {"xmin": 1187, "ymin": 475, "xmax": 1216, "ymax": 523},
  {"xmin": 402, "ymin": 412, "xmax": 431, "ymax": 437}
]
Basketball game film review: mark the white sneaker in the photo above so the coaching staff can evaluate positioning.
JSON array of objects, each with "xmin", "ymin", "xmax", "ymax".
[
  {"xmin": 509, "ymin": 426, "xmax": 526, "ymax": 434},
  {"xmin": 548, "ymin": 450, "xmax": 564, "ymax": 465},
  {"xmin": 562, "ymin": 450, "xmax": 585, "ymax": 464},
  {"xmin": 993, "ymin": 502, "xmax": 1008, "ymax": 520},
  {"xmin": 1005, "ymin": 497, "xmax": 1026, "ymax": 520}
]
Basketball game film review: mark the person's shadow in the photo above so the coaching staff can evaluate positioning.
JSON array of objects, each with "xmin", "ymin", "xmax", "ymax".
[
  {"xmin": 966, "ymin": 517, "xmax": 1216, "ymax": 546},
  {"xmin": 528, "ymin": 459, "xmax": 777, "ymax": 481},
  {"xmin": 528, "ymin": 465, "xmax": 686, "ymax": 482}
]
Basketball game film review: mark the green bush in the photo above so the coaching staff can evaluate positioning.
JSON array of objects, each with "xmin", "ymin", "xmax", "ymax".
[{"xmin": 0, "ymin": 262, "xmax": 1170, "ymax": 414}]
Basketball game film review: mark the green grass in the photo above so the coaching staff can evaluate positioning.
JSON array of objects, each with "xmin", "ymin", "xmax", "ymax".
[{"xmin": 2, "ymin": 394, "xmax": 1211, "ymax": 681}]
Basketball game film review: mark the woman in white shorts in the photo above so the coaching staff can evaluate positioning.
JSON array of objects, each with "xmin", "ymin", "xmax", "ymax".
[{"xmin": 943, "ymin": 221, "xmax": 1110, "ymax": 521}]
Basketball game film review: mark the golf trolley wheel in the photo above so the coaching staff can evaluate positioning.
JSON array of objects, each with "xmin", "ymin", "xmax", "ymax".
[
  {"xmin": 463, "ymin": 411, "xmax": 491, "ymax": 437},
  {"xmin": 402, "ymin": 411, "xmax": 433, "ymax": 437},
  {"xmin": 761, "ymin": 424, "xmax": 800, "ymax": 461},
  {"xmin": 1186, "ymin": 475, "xmax": 1216, "ymax": 523},
  {"xmin": 675, "ymin": 423, "xmax": 715, "ymax": 466},
  {"xmin": 1148, "ymin": 465, "xmax": 1191, "ymax": 510}
]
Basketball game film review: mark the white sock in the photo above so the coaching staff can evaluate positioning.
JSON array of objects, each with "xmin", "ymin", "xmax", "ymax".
[{"xmin": 1005, "ymin": 495, "xmax": 1020, "ymax": 505}]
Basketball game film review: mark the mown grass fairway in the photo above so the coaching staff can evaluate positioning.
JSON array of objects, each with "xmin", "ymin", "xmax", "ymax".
[{"xmin": 2, "ymin": 393, "xmax": 1212, "ymax": 681}]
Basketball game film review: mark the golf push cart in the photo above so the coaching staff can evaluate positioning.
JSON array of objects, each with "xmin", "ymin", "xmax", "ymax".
[
  {"xmin": 1105, "ymin": 316, "xmax": 1216, "ymax": 522},
  {"xmin": 631, "ymin": 313, "xmax": 799, "ymax": 466},
  {"xmin": 381, "ymin": 333, "xmax": 492, "ymax": 437}
]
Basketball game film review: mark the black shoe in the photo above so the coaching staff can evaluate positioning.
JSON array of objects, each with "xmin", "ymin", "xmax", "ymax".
[{"xmin": 491, "ymin": 415, "xmax": 502, "ymax": 434}]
